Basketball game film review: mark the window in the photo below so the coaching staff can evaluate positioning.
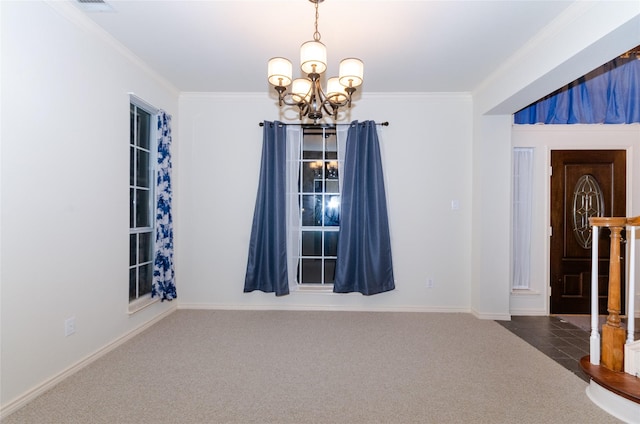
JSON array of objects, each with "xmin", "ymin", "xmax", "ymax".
[
  {"xmin": 129, "ymin": 102, "xmax": 155, "ymax": 302},
  {"xmin": 512, "ymin": 147, "xmax": 533, "ymax": 290},
  {"xmin": 296, "ymin": 127, "xmax": 340, "ymax": 285}
]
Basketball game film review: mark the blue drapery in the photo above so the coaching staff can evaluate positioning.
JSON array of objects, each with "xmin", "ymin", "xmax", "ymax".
[
  {"xmin": 333, "ymin": 121, "xmax": 395, "ymax": 295},
  {"xmin": 244, "ymin": 121, "xmax": 289, "ymax": 296},
  {"xmin": 514, "ymin": 57, "xmax": 640, "ymax": 124},
  {"xmin": 152, "ymin": 110, "xmax": 177, "ymax": 301}
]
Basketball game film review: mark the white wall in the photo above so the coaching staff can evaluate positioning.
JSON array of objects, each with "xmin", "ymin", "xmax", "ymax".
[
  {"xmin": 469, "ymin": 114, "xmax": 513, "ymax": 320},
  {"xmin": 1, "ymin": 1, "xmax": 179, "ymax": 411},
  {"xmin": 2, "ymin": 0, "xmax": 638, "ymax": 416},
  {"xmin": 470, "ymin": 0, "xmax": 640, "ymax": 320},
  {"xmin": 510, "ymin": 125, "xmax": 640, "ymax": 316},
  {"xmin": 176, "ymin": 92, "xmax": 473, "ymax": 312}
]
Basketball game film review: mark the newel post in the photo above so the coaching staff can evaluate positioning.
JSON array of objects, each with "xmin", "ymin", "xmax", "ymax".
[{"xmin": 590, "ymin": 217, "xmax": 626, "ymax": 372}]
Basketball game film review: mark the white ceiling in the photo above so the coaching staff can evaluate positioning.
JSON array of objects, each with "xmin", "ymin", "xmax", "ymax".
[{"xmin": 76, "ymin": 0, "xmax": 580, "ymax": 93}]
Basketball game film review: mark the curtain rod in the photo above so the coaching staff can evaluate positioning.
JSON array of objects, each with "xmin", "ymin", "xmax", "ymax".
[{"xmin": 259, "ymin": 121, "xmax": 389, "ymax": 127}]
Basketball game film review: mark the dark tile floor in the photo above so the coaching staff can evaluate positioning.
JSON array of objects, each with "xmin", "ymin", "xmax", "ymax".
[{"xmin": 497, "ymin": 316, "xmax": 592, "ymax": 382}]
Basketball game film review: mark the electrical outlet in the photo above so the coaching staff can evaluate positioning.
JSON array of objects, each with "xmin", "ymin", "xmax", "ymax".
[
  {"xmin": 427, "ymin": 278, "xmax": 434, "ymax": 289},
  {"xmin": 64, "ymin": 316, "xmax": 76, "ymax": 337}
]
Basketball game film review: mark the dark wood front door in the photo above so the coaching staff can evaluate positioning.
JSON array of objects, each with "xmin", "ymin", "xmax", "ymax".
[{"xmin": 550, "ymin": 150, "xmax": 626, "ymax": 315}]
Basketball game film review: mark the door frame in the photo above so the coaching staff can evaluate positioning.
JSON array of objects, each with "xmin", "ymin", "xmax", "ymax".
[
  {"xmin": 548, "ymin": 149, "xmax": 627, "ymax": 315},
  {"xmin": 545, "ymin": 146, "xmax": 632, "ymax": 315}
]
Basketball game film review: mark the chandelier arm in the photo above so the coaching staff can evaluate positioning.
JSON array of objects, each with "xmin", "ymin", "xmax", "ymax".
[
  {"xmin": 313, "ymin": 78, "xmax": 332, "ymax": 117},
  {"xmin": 325, "ymin": 92, "xmax": 352, "ymax": 108},
  {"xmin": 280, "ymin": 92, "xmax": 306, "ymax": 107},
  {"xmin": 309, "ymin": 76, "xmax": 348, "ymax": 117},
  {"xmin": 305, "ymin": 73, "xmax": 323, "ymax": 121},
  {"xmin": 277, "ymin": 91, "xmax": 313, "ymax": 121},
  {"xmin": 274, "ymin": 86, "xmax": 287, "ymax": 107},
  {"xmin": 273, "ymin": 81, "xmax": 357, "ymax": 121},
  {"xmin": 344, "ymin": 87, "xmax": 356, "ymax": 108},
  {"xmin": 320, "ymin": 96, "xmax": 338, "ymax": 117}
]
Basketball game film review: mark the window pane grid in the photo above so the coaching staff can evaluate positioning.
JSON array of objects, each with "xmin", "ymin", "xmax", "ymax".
[
  {"xmin": 129, "ymin": 102, "xmax": 154, "ymax": 301},
  {"xmin": 297, "ymin": 127, "xmax": 339, "ymax": 285}
]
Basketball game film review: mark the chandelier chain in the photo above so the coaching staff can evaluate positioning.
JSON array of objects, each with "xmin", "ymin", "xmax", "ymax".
[{"xmin": 313, "ymin": 0, "xmax": 321, "ymax": 42}]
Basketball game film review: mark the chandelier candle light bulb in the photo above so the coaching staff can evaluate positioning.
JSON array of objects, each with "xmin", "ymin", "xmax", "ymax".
[{"xmin": 267, "ymin": 0, "xmax": 363, "ymax": 122}]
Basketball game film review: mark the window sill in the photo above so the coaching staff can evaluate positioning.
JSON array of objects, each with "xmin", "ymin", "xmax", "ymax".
[
  {"xmin": 128, "ymin": 295, "xmax": 159, "ymax": 315},
  {"xmin": 510, "ymin": 288, "xmax": 541, "ymax": 296},
  {"xmin": 295, "ymin": 284, "xmax": 335, "ymax": 294}
]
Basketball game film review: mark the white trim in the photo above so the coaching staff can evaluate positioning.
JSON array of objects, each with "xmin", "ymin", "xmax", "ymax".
[
  {"xmin": 295, "ymin": 285, "xmax": 335, "ymax": 294},
  {"xmin": 180, "ymin": 92, "xmax": 268, "ymax": 99},
  {"xmin": 0, "ymin": 307, "xmax": 176, "ymax": 419},
  {"xmin": 508, "ymin": 308, "xmax": 547, "ymax": 316},
  {"xmin": 178, "ymin": 91, "xmax": 473, "ymax": 101},
  {"xmin": 128, "ymin": 294, "xmax": 160, "ymax": 315},
  {"xmin": 510, "ymin": 289, "xmax": 541, "ymax": 295},
  {"xmin": 128, "ymin": 98, "xmax": 159, "ymax": 305},
  {"xmin": 471, "ymin": 308, "xmax": 512, "ymax": 321},
  {"xmin": 45, "ymin": 1, "xmax": 179, "ymax": 96},
  {"xmin": 585, "ymin": 380, "xmax": 640, "ymax": 424},
  {"xmin": 177, "ymin": 303, "xmax": 471, "ymax": 314},
  {"xmin": 361, "ymin": 92, "xmax": 472, "ymax": 101},
  {"xmin": 129, "ymin": 93, "xmax": 160, "ymax": 115}
]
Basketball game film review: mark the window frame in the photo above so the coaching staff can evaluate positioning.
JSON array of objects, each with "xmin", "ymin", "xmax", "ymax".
[
  {"xmin": 296, "ymin": 126, "xmax": 341, "ymax": 287},
  {"xmin": 129, "ymin": 96, "xmax": 158, "ymax": 312}
]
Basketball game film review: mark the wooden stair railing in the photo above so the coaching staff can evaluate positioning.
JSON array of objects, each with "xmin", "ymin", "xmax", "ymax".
[
  {"xmin": 589, "ymin": 217, "xmax": 627, "ymax": 372},
  {"xmin": 584, "ymin": 217, "xmax": 640, "ymax": 416}
]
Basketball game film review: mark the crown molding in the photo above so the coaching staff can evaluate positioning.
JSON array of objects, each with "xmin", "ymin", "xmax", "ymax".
[{"xmin": 45, "ymin": 0, "xmax": 179, "ymax": 97}]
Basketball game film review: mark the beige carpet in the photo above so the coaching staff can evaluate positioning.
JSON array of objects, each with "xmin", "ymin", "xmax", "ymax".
[{"xmin": 3, "ymin": 310, "xmax": 622, "ymax": 423}]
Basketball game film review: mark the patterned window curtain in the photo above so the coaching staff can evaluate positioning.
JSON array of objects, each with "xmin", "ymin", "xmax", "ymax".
[
  {"xmin": 152, "ymin": 110, "xmax": 176, "ymax": 301},
  {"xmin": 333, "ymin": 120, "xmax": 395, "ymax": 295}
]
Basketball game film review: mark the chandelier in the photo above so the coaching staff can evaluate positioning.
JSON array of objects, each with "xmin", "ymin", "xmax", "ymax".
[{"xmin": 267, "ymin": 0, "xmax": 364, "ymax": 122}]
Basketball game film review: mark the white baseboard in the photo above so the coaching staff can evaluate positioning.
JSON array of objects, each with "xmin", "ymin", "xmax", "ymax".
[
  {"xmin": 0, "ymin": 306, "xmax": 177, "ymax": 419},
  {"xmin": 177, "ymin": 302, "xmax": 470, "ymax": 314},
  {"xmin": 470, "ymin": 308, "xmax": 512, "ymax": 321},
  {"xmin": 509, "ymin": 308, "xmax": 548, "ymax": 316}
]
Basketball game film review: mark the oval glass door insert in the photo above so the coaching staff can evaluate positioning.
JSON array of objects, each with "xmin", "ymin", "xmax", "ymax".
[{"xmin": 572, "ymin": 174, "xmax": 604, "ymax": 249}]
